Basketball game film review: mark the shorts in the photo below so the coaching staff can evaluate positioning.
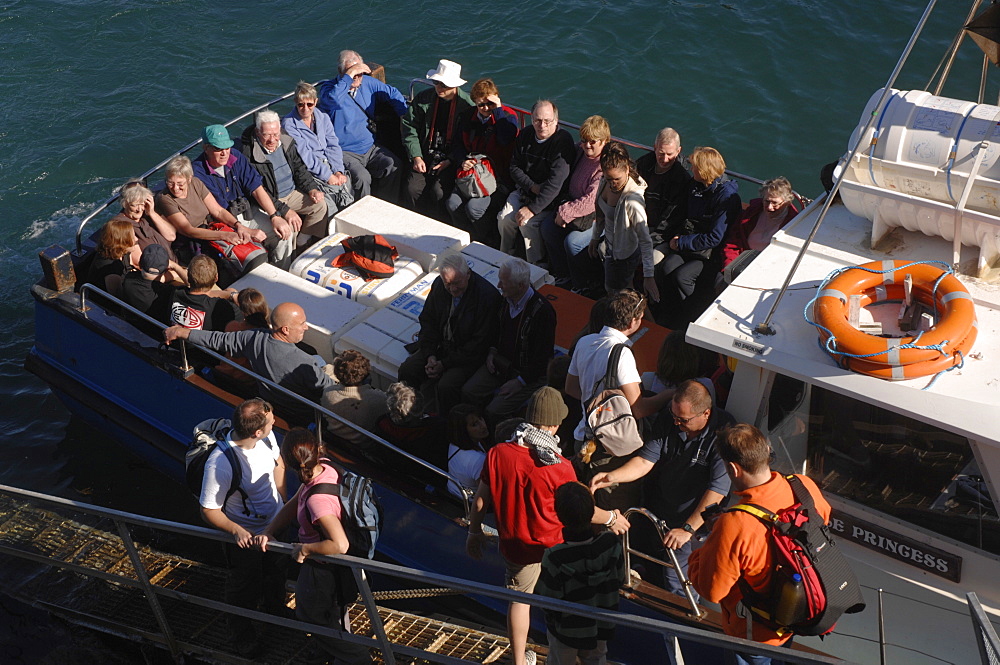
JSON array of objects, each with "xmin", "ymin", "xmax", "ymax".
[{"xmin": 504, "ymin": 558, "xmax": 542, "ymax": 594}]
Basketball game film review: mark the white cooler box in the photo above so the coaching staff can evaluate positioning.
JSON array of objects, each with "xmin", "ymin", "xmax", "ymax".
[
  {"xmin": 336, "ymin": 307, "xmax": 420, "ymax": 390},
  {"xmin": 229, "ymin": 263, "xmax": 372, "ymax": 363},
  {"xmin": 386, "ymin": 272, "xmax": 438, "ymax": 322},
  {"xmin": 333, "ymin": 196, "xmax": 470, "ymax": 271},
  {"xmin": 461, "ymin": 241, "xmax": 552, "ymax": 289},
  {"xmin": 290, "ymin": 232, "xmax": 424, "ymax": 309}
]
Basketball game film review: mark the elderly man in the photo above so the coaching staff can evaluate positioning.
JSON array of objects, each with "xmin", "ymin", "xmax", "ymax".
[
  {"xmin": 635, "ymin": 127, "xmax": 692, "ymax": 263},
  {"xmin": 318, "ymin": 49, "xmax": 408, "ymax": 202},
  {"xmin": 397, "ymin": 253, "xmax": 502, "ymax": 414},
  {"xmin": 192, "ymin": 124, "xmax": 298, "ymax": 269},
  {"xmin": 164, "ymin": 302, "xmax": 333, "ymax": 425},
  {"xmin": 591, "ymin": 379, "xmax": 736, "ymax": 598},
  {"xmin": 238, "ymin": 110, "xmax": 328, "ymax": 251},
  {"xmin": 468, "ymin": 387, "xmax": 629, "ymax": 665},
  {"xmin": 401, "ymin": 59, "xmax": 473, "ymax": 218},
  {"xmin": 461, "ymin": 258, "xmax": 556, "ymax": 422},
  {"xmin": 498, "ymin": 99, "xmax": 575, "ymax": 264}
]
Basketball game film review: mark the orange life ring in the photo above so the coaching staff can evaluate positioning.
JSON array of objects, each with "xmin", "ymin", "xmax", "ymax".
[{"xmin": 812, "ymin": 260, "xmax": 976, "ymax": 381}]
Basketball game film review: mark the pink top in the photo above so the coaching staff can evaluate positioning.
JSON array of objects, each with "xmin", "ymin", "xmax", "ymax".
[
  {"xmin": 297, "ymin": 464, "xmax": 343, "ymax": 544},
  {"xmin": 556, "ymin": 154, "xmax": 602, "ymax": 222}
]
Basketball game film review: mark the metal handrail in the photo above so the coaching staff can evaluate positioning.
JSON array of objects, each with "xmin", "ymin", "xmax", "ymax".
[
  {"xmin": 75, "ymin": 283, "xmax": 472, "ymax": 517},
  {"xmin": 0, "ymin": 483, "xmax": 850, "ymax": 665},
  {"xmin": 621, "ymin": 507, "xmax": 704, "ymax": 618}
]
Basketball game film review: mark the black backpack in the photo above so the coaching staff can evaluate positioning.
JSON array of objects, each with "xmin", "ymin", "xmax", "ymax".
[
  {"xmin": 301, "ymin": 459, "xmax": 383, "ymax": 559},
  {"xmin": 186, "ymin": 417, "xmax": 274, "ymax": 518},
  {"xmin": 728, "ymin": 475, "xmax": 866, "ymax": 637}
]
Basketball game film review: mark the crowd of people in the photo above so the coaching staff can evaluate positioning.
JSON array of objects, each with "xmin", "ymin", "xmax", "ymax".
[
  {"xmin": 87, "ymin": 50, "xmax": 799, "ymax": 336},
  {"xmin": 84, "ymin": 48, "xmax": 823, "ymax": 665},
  {"xmin": 160, "ymin": 275, "xmax": 825, "ymax": 665}
]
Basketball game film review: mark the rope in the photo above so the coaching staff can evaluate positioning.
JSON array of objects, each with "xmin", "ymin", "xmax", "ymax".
[
  {"xmin": 804, "ymin": 260, "xmax": 962, "ymax": 387},
  {"xmin": 370, "ymin": 587, "xmax": 461, "ymax": 601}
]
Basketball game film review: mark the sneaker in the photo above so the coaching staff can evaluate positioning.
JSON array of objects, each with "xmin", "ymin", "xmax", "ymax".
[{"xmin": 524, "ymin": 650, "xmax": 537, "ymax": 665}]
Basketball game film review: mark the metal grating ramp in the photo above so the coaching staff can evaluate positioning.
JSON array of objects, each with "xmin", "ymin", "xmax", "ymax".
[{"xmin": 0, "ymin": 493, "xmax": 546, "ymax": 664}]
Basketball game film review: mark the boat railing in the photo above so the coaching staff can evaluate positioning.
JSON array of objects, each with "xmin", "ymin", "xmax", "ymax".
[
  {"xmin": 967, "ymin": 591, "xmax": 1000, "ymax": 665},
  {"xmin": 621, "ymin": 507, "xmax": 704, "ymax": 618},
  {"xmin": 0, "ymin": 483, "xmax": 849, "ymax": 665},
  {"xmin": 75, "ymin": 282, "xmax": 478, "ymax": 517}
]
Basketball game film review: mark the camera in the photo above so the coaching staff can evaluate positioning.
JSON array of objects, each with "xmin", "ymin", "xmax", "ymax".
[
  {"xmin": 366, "ymin": 117, "xmax": 378, "ymax": 137},
  {"xmin": 227, "ymin": 196, "xmax": 251, "ymax": 219},
  {"xmin": 427, "ymin": 150, "xmax": 448, "ymax": 170}
]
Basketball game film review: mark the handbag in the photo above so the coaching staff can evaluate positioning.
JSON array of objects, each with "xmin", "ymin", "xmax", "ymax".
[
  {"xmin": 454, "ymin": 154, "xmax": 497, "ymax": 199},
  {"xmin": 206, "ymin": 222, "xmax": 268, "ymax": 277}
]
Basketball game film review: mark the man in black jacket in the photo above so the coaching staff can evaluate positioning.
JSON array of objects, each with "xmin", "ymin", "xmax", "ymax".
[
  {"xmin": 239, "ymin": 110, "xmax": 328, "ymax": 258},
  {"xmin": 398, "ymin": 252, "xmax": 502, "ymax": 414},
  {"xmin": 497, "ymin": 99, "xmax": 575, "ymax": 265},
  {"xmin": 462, "ymin": 258, "xmax": 556, "ymax": 423}
]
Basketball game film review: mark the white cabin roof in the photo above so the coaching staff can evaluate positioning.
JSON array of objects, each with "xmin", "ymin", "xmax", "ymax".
[{"xmin": 687, "ymin": 195, "xmax": 1000, "ymax": 446}]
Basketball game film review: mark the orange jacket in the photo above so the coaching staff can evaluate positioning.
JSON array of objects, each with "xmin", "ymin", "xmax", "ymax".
[{"xmin": 689, "ymin": 472, "xmax": 832, "ymax": 645}]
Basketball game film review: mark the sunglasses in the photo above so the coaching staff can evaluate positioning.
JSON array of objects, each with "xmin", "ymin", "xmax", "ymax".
[
  {"xmin": 296, "ymin": 101, "xmax": 316, "ymax": 108},
  {"xmin": 671, "ymin": 409, "xmax": 707, "ymax": 425}
]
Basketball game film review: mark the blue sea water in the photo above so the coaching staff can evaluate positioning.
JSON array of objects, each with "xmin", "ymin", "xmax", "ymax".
[{"xmin": 0, "ymin": 0, "xmax": 994, "ymax": 660}]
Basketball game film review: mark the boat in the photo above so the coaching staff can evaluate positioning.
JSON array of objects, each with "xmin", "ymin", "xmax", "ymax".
[
  {"xmin": 22, "ymin": 3, "xmax": 1000, "ymax": 661},
  {"xmin": 686, "ymin": 2, "xmax": 1000, "ymax": 663}
]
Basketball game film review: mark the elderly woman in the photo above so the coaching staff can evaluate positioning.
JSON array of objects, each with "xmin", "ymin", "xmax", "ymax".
[
  {"xmin": 282, "ymin": 81, "xmax": 354, "ymax": 216},
  {"xmin": 115, "ymin": 180, "xmax": 187, "ymax": 283},
  {"xmin": 657, "ymin": 146, "xmax": 741, "ymax": 323},
  {"xmin": 445, "ymin": 78, "xmax": 519, "ymax": 243},
  {"xmin": 155, "ymin": 156, "xmax": 265, "ymax": 247},
  {"xmin": 541, "ymin": 115, "xmax": 611, "ymax": 289},
  {"xmin": 587, "ymin": 142, "xmax": 659, "ymax": 301},
  {"xmin": 720, "ymin": 176, "xmax": 798, "ymax": 269},
  {"xmin": 375, "ymin": 382, "xmax": 445, "ymax": 464}
]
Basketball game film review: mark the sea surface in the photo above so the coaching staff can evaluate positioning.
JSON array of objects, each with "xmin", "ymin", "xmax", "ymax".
[{"xmin": 0, "ymin": 0, "xmax": 993, "ymax": 660}]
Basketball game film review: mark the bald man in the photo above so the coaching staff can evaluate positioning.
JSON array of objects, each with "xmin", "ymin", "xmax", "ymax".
[{"xmin": 165, "ymin": 302, "xmax": 333, "ymax": 424}]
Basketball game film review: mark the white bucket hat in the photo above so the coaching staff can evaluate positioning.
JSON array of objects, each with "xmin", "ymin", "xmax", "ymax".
[{"xmin": 426, "ymin": 59, "xmax": 466, "ymax": 88}]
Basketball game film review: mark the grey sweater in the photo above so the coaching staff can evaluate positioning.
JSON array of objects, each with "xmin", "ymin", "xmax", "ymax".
[{"xmin": 190, "ymin": 328, "xmax": 333, "ymax": 419}]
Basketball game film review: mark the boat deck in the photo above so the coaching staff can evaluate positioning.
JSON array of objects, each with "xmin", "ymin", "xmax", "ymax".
[
  {"xmin": 688, "ymin": 194, "xmax": 1000, "ymax": 446},
  {"xmin": 0, "ymin": 492, "xmax": 548, "ymax": 664}
]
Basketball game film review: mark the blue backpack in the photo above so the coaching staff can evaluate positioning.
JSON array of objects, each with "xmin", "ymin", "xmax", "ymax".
[{"xmin": 301, "ymin": 458, "xmax": 382, "ymax": 559}]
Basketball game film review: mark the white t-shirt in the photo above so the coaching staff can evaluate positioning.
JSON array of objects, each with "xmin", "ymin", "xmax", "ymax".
[
  {"xmin": 568, "ymin": 326, "xmax": 641, "ymax": 441},
  {"xmin": 446, "ymin": 444, "xmax": 487, "ymax": 499},
  {"xmin": 199, "ymin": 432, "xmax": 282, "ymax": 533}
]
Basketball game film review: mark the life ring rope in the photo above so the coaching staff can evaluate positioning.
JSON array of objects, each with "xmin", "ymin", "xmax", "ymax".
[{"xmin": 804, "ymin": 260, "xmax": 972, "ymax": 389}]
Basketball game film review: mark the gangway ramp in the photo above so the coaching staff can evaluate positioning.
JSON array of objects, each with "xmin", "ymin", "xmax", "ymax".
[{"xmin": 0, "ymin": 489, "xmax": 537, "ymax": 664}]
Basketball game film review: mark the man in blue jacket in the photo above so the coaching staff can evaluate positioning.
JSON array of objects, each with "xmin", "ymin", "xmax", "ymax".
[
  {"xmin": 319, "ymin": 50, "xmax": 408, "ymax": 202},
  {"xmin": 193, "ymin": 124, "xmax": 298, "ymax": 268}
]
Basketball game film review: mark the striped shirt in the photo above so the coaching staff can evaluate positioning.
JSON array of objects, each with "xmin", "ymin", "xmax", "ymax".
[{"xmin": 534, "ymin": 530, "xmax": 625, "ymax": 649}]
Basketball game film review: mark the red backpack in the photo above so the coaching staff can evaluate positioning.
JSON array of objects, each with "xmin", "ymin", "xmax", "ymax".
[
  {"xmin": 728, "ymin": 474, "xmax": 865, "ymax": 637},
  {"xmin": 329, "ymin": 234, "xmax": 398, "ymax": 281}
]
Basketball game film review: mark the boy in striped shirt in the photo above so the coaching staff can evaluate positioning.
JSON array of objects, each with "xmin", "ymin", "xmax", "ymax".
[{"xmin": 535, "ymin": 481, "xmax": 625, "ymax": 665}]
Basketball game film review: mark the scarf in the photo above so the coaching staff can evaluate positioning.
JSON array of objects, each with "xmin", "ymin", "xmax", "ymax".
[{"xmin": 514, "ymin": 423, "xmax": 562, "ymax": 466}]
